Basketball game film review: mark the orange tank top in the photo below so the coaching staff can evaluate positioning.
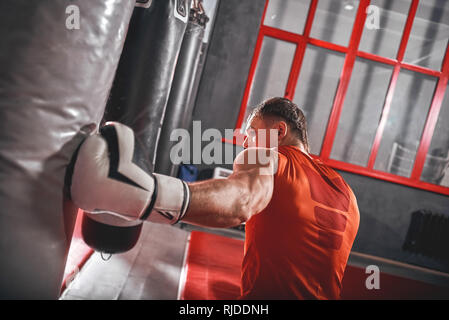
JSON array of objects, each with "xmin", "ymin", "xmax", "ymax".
[{"xmin": 240, "ymin": 145, "xmax": 360, "ymax": 299}]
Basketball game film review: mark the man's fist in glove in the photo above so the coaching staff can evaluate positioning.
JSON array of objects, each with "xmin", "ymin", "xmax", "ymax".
[{"xmin": 70, "ymin": 122, "xmax": 190, "ymax": 224}]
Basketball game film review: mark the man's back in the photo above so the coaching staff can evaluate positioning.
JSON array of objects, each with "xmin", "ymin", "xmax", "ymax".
[{"xmin": 241, "ymin": 145, "xmax": 360, "ymax": 299}]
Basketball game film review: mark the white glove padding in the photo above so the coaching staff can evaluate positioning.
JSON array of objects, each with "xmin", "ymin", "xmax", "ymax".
[{"xmin": 70, "ymin": 121, "xmax": 190, "ymax": 224}]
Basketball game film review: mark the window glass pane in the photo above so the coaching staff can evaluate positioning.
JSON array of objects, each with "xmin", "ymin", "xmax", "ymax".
[
  {"xmin": 264, "ymin": 0, "xmax": 311, "ymax": 34},
  {"xmin": 242, "ymin": 37, "xmax": 296, "ymax": 130},
  {"xmin": 359, "ymin": 0, "xmax": 411, "ymax": 59},
  {"xmin": 403, "ymin": 0, "xmax": 449, "ymax": 70},
  {"xmin": 421, "ymin": 86, "xmax": 449, "ymax": 187},
  {"xmin": 293, "ymin": 45, "xmax": 346, "ymax": 155},
  {"xmin": 331, "ymin": 59, "xmax": 393, "ymax": 166},
  {"xmin": 310, "ymin": 0, "xmax": 358, "ymax": 47},
  {"xmin": 374, "ymin": 70, "xmax": 438, "ymax": 177}
]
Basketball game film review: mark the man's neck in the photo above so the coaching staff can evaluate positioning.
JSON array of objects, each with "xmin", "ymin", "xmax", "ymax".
[{"xmin": 280, "ymin": 140, "xmax": 309, "ymax": 156}]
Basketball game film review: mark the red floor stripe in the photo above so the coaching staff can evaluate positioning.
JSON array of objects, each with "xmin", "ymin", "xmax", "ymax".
[
  {"xmin": 341, "ymin": 265, "xmax": 449, "ymax": 300},
  {"xmin": 182, "ymin": 231, "xmax": 243, "ymax": 300}
]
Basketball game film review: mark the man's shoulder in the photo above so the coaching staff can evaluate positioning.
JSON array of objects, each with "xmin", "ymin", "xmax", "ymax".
[
  {"xmin": 233, "ymin": 147, "xmax": 279, "ymax": 175},
  {"xmin": 277, "ymin": 145, "xmax": 345, "ymax": 180},
  {"xmin": 277, "ymin": 145, "xmax": 309, "ymax": 165}
]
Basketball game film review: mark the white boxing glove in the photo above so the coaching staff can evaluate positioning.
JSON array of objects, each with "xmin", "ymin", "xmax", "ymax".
[{"xmin": 70, "ymin": 122, "xmax": 190, "ymax": 224}]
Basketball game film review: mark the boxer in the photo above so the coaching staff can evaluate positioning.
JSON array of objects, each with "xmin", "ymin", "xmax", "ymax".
[{"xmin": 71, "ymin": 97, "xmax": 359, "ymax": 299}]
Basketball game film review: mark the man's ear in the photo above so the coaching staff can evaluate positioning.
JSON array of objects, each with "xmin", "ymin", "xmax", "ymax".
[{"xmin": 277, "ymin": 121, "xmax": 288, "ymax": 139}]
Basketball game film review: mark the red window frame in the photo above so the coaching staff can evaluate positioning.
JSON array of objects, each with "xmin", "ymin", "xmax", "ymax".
[{"xmin": 227, "ymin": 0, "xmax": 449, "ymax": 196}]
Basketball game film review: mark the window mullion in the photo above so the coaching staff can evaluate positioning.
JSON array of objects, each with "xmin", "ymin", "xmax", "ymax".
[
  {"xmin": 366, "ymin": 0, "xmax": 419, "ymax": 169},
  {"xmin": 284, "ymin": 0, "xmax": 318, "ymax": 100},
  {"xmin": 234, "ymin": 0, "xmax": 270, "ymax": 130},
  {"xmin": 411, "ymin": 43, "xmax": 449, "ymax": 180},
  {"xmin": 319, "ymin": 0, "xmax": 371, "ymax": 160}
]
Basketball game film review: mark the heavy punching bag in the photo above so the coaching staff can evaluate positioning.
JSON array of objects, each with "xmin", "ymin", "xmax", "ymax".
[
  {"xmin": 81, "ymin": 0, "xmax": 190, "ymax": 254},
  {"xmin": 155, "ymin": 3, "xmax": 208, "ymax": 177},
  {"xmin": 0, "ymin": 1, "xmax": 135, "ymax": 299},
  {"xmin": 103, "ymin": 0, "xmax": 190, "ymax": 169}
]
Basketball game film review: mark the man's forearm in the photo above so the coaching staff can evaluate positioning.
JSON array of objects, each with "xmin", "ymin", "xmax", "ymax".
[{"xmin": 182, "ymin": 176, "xmax": 251, "ymax": 228}]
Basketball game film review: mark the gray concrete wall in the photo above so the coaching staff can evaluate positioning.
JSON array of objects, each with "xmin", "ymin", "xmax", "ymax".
[
  {"xmin": 191, "ymin": 0, "xmax": 266, "ymax": 132},
  {"xmin": 339, "ymin": 171, "xmax": 449, "ymax": 273}
]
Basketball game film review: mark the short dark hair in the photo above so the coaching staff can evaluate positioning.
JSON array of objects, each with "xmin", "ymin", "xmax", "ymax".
[{"xmin": 249, "ymin": 97, "xmax": 310, "ymax": 152}]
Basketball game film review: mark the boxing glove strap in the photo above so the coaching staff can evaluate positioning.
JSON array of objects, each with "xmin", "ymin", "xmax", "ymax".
[
  {"xmin": 139, "ymin": 174, "xmax": 158, "ymax": 221},
  {"xmin": 140, "ymin": 173, "xmax": 190, "ymax": 225},
  {"xmin": 178, "ymin": 180, "xmax": 190, "ymax": 222}
]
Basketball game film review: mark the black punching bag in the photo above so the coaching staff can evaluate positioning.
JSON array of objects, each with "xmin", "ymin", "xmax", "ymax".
[
  {"xmin": 0, "ymin": 0, "xmax": 135, "ymax": 299},
  {"xmin": 103, "ymin": 0, "xmax": 191, "ymax": 171},
  {"xmin": 155, "ymin": 7, "xmax": 208, "ymax": 177},
  {"xmin": 81, "ymin": 0, "xmax": 190, "ymax": 254}
]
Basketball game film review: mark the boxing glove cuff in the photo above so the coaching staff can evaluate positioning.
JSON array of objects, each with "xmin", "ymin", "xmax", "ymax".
[{"xmin": 140, "ymin": 173, "xmax": 190, "ymax": 224}]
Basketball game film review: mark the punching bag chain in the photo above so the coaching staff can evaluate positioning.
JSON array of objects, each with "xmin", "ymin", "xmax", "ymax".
[{"xmin": 191, "ymin": 0, "xmax": 209, "ymax": 26}]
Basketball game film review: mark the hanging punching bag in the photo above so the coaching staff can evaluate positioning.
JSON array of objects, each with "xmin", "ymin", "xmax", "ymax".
[
  {"xmin": 81, "ymin": 0, "xmax": 190, "ymax": 255},
  {"xmin": 103, "ymin": 0, "xmax": 190, "ymax": 170},
  {"xmin": 155, "ymin": 5, "xmax": 208, "ymax": 177},
  {"xmin": 0, "ymin": 0, "xmax": 135, "ymax": 299}
]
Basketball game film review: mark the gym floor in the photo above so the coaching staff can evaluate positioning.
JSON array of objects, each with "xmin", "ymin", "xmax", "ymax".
[
  {"xmin": 60, "ymin": 223, "xmax": 189, "ymax": 300},
  {"xmin": 60, "ymin": 216, "xmax": 449, "ymax": 300}
]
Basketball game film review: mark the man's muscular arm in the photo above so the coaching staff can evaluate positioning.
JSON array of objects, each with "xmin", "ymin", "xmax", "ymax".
[
  {"xmin": 70, "ymin": 122, "xmax": 277, "ymax": 227},
  {"xmin": 181, "ymin": 148, "xmax": 277, "ymax": 228}
]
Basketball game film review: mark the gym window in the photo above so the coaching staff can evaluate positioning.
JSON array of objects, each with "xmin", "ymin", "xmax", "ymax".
[{"xmin": 230, "ymin": 0, "xmax": 449, "ymax": 196}]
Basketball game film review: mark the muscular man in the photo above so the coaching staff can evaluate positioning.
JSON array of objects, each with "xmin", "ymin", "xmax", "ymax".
[{"xmin": 71, "ymin": 97, "xmax": 359, "ymax": 299}]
